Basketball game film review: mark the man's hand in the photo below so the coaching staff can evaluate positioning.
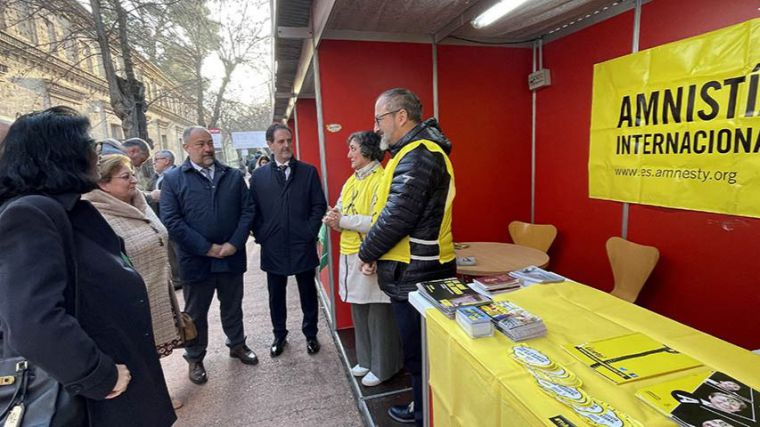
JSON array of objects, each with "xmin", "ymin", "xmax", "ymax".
[
  {"xmin": 105, "ymin": 364, "xmax": 131, "ymax": 399},
  {"xmin": 206, "ymin": 243, "xmax": 224, "ymax": 258},
  {"xmin": 360, "ymin": 261, "xmax": 376, "ymax": 275},
  {"xmin": 150, "ymin": 189, "xmax": 161, "ymax": 202},
  {"xmin": 218, "ymin": 242, "xmax": 238, "ymax": 257}
]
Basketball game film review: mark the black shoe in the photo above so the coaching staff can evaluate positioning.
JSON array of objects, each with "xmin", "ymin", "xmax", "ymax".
[
  {"xmin": 270, "ymin": 337, "xmax": 287, "ymax": 357},
  {"xmin": 306, "ymin": 337, "xmax": 320, "ymax": 355},
  {"xmin": 188, "ymin": 361, "xmax": 207, "ymax": 385},
  {"xmin": 388, "ymin": 402, "xmax": 415, "ymax": 424},
  {"xmin": 230, "ymin": 344, "xmax": 259, "ymax": 365}
]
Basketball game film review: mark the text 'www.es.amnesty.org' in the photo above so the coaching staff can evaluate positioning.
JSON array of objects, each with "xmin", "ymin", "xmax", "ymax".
[{"xmin": 613, "ymin": 167, "xmax": 738, "ymax": 184}]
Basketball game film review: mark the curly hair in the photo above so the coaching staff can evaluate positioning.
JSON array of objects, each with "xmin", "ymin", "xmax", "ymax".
[
  {"xmin": 0, "ymin": 106, "xmax": 96, "ymax": 202},
  {"xmin": 348, "ymin": 131, "xmax": 383, "ymax": 161}
]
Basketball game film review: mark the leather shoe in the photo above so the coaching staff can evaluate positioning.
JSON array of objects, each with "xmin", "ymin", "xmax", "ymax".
[
  {"xmin": 229, "ymin": 344, "xmax": 259, "ymax": 365},
  {"xmin": 188, "ymin": 361, "xmax": 207, "ymax": 385},
  {"xmin": 388, "ymin": 402, "xmax": 415, "ymax": 424},
  {"xmin": 270, "ymin": 337, "xmax": 287, "ymax": 357},
  {"xmin": 306, "ymin": 337, "xmax": 320, "ymax": 355}
]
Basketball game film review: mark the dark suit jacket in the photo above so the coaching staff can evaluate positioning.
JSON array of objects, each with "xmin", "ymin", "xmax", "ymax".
[
  {"xmin": 160, "ymin": 159, "xmax": 253, "ymax": 281},
  {"xmin": 0, "ymin": 194, "xmax": 175, "ymax": 426},
  {"xmin": 147, "ymin": 164, "xmax": 176, "ymax": 215},
  {"xmin": 249, "ymin": 159, "xmax": 327, "ymax": 275}
]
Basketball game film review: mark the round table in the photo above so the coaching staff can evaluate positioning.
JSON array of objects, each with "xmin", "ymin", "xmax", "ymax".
[{"xmin": 454, "ymin": 242, "xmax": 549, "ymax": 276}]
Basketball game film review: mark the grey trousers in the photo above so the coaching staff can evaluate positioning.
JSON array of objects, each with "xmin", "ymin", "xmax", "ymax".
[{"xmin": 351, "ymin": 302, "xmax": 403, "ymax": 381}]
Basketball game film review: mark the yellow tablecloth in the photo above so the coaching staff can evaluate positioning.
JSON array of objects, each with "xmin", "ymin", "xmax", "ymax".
[{"xmin": 426, "ymin": 281, "xmax": 760, "ymax": 427}]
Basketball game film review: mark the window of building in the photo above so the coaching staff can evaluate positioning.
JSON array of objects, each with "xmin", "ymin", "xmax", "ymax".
[
  {"xmin": 44, "ymin": 19, "xmax": 56, "ymax": 52},
  {"xmin": 161, "ymin": 134, "xmax": 168, "ymax": 148},
  {"xmin": 64, "ymin": 38, "xmax": 79, "ymax": 65},
  {"xmin": 16, "ymin": 3, "xmax": 38, "ymax": 44},
  {"xmin": 110, "ymin": 123, "xmax": 123, "ymax": 139},
  {"xmin": 82, "ymin": 42, "xmax": 93, "ymax": 73}
]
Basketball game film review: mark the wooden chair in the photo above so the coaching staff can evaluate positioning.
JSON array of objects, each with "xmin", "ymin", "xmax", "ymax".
[
  {"xmin": 606, "ymin": 237, "xmax": 660, "ymax": 303},
  {"xmin": 508, "ymin": 221, "xmax": 558, "ymax": 253}
]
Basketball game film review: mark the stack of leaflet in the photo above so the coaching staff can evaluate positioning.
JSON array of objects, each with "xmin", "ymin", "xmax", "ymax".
[
  {"xmin": 416, "ymin": 277, "xmax": 491, "ymax": 318},
  {"xmin": 479, "ymin": 301, "xmax": 546, "ymax": 341},
  {"xmin": 468, "ymin": 274, "xmax": 522, "ymax": 297},
  {"xmin": 508, "ymin": 265, "xmax": 566, "ymax": 285},
  {"xmin": 455, "ymin": 306, "xmax": 493, "ymax": 338}
]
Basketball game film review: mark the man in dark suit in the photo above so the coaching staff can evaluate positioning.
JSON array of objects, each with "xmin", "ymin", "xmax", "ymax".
[
  {"xmin": 160, "ymin": 126, "xmax": 257, "ymax": 385},
  {"xmin": 249, "ymin": 123, "xmax": 327, "ymax": 357}
]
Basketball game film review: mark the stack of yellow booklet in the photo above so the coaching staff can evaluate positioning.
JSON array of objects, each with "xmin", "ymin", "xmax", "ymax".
[{"xmin": 564, "ymin": 332, "xmax": 702, "ymax": 384}]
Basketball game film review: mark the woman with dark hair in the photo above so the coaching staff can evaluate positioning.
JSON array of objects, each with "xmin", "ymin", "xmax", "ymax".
[
  {"xmin": 0, "ymin": 107, "xmax": 176, "ymax": 426},
  {"xmin": 256, "ymin": 155, "xmax": 270, "ymax": 168},
  {"xmin": 323, "ymin": 131, "xmax": 402, "ymax": 387}
]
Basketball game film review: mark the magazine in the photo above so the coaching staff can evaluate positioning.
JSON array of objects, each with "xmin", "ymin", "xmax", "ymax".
[
  {"xmin": 509, "ymin": 265, "xmax": 566, "ymax": 284},
  {"xmin": 469, "ymin": 274, "xmax": 522, "ymax": 297},
  {"xmin": 636, "ymin": 371, "xmax": 759, "ymax": 427},
  {"xmin": 416, "ymin": 278, "xmax": 491, "ymax": 317},
  {"xmin": 564, "ymin": 332, "xmax": 702, "ymax": 384},
  {"xmin": 455, "ymin": 306, "xmax": 493, "ymax": 338}
]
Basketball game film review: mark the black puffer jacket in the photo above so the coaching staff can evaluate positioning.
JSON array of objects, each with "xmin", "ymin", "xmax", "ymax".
[{"xmin": 358, "ymin": 118, "xmax": 457, "ymax": 301}]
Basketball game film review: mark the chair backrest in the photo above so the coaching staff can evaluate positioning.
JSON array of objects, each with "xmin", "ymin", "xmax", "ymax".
[
  {"xmin": 508, "ymin": 221, "xmax": 558, "ymax": 253},
  {"xmin": 606, "ymin": 237, "xmax": 660, "ymax": 303}
]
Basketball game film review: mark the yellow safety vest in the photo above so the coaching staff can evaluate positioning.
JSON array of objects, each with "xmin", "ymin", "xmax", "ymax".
[
  {"xmin": 371, "ymin": 139, "xmax": 456, "ymax": 264},
  {"xmin": 339, "ymin": 165, "xmax": 384, "ymax": 255}
]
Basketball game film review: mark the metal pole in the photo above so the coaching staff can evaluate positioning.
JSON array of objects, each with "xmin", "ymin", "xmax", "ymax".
[
  {"xmin": 622, "ymin": 0, "xmax": 642, "ymax": 239},
  {"xmin": 531, "ymin": 40, "xmax": 538, "ymax": 224},
  {"xmin": 312, "ymin": 44, "xmax": 337, "ymax": 330}
]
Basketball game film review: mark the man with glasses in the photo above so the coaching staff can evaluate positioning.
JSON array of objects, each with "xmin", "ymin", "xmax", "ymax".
[
  {"xmin": 160, "ymin": 126, "xmax": 257, "ymax": 386},
  {"xmin": 358, "ymin": 88, "xmax": 457, "ymax": 425}
]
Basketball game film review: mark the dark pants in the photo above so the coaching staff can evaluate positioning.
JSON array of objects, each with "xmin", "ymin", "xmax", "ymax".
[
  {"xmin": 182, "ymin": 272, "xmax": 246, "ymax": 362},
  {"xmin": 391, "ymin": 299, "xmax": 423, "ymax": 427},
  {"xmin": 267, "ymin": 269, "xmax": 319, "ymax": 340},
  {"xmin": 168, "ymin": 239, "xmax": 181, "ymax": 287}
]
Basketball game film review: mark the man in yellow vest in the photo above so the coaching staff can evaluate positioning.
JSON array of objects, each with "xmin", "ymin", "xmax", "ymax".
[{"xmin": 359, "ymin": 88, "xmax": 456, "ymax": 425}]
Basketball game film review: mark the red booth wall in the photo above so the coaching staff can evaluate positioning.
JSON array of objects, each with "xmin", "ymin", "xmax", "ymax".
[{"xmin": 536, "ymin": 0, "xmax": 760, "ymax": 349}]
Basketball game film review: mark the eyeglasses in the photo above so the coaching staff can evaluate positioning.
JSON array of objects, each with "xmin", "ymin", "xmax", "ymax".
[
  {"xmin": 113, "ymin": 172, "xmax": 137, "ymax": 181},
  {"xmin": 374, "ymin": 109, "xmax": 401, "ymax": 126}
]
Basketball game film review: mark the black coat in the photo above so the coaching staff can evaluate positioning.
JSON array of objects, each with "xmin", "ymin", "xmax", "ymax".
[
  {"xmin": 160, "ymin": 159, "xmax": 254, "ymax": 282},
  {"xmin": 249, "ymin": 159, "xmax": 327, "ymax": 275},
  {"xmin": 358, "ymin": 119, "xmax": 457, "ymax": 300},
  {"xmin": 0, "ymin": 194, "xmax": 175, "ymax": 426}
]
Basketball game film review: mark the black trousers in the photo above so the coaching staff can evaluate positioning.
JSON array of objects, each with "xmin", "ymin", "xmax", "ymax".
[
  {"xmin": 267, "ymin": 269, "xmax": 319, "ymax": 340},
  {"xmin": 182, "ymin": 272, "xmax": 246, "ymax": 362},
  {"xmin": 391, "ymin": 298, "xmax": 423, "ymax": 427}
]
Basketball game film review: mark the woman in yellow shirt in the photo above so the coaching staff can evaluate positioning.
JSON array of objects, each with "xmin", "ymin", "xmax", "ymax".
[{"xmin": 324, "ymin": 131, "xmax": 402, "ymax": 387}]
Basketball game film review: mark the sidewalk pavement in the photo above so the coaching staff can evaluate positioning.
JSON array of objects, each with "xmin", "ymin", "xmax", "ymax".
[{"xmin": 161, "ymin": 240, "xmax": 363, "ymax": 426}]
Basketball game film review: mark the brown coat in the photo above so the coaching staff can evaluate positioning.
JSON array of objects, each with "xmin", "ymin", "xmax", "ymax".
[{"xmin": 83, "ymin": 189, "xmax": 181, "ymax": 356}]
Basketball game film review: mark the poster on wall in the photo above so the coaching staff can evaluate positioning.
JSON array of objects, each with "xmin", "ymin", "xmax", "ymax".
[{"xmin": 588, "ymin": 18, "xmax": 760, "ymax": 218}]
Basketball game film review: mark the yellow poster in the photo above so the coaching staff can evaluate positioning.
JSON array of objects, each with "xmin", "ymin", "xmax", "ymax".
[{"xmin": 589, "ymin": 18, "xmax": 760, "ymax": 218}]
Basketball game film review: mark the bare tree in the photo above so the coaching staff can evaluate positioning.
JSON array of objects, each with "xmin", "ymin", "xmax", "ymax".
[{"xmin": 206, "ymin": 0, "xmax": 268, "ymax": 129}]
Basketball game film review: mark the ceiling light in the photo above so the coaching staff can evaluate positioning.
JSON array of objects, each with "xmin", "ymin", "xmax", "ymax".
[{"xmin": 471, "ymin": 0, "xmax": 529, "ymax": 29}]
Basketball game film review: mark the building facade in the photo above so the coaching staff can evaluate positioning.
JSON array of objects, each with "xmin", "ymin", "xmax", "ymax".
[{"xmin": 0, "ymin": 1, "xmax": 195, "ymax": 157}]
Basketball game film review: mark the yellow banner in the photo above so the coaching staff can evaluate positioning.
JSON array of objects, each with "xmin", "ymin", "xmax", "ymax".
[{"xmin": 589, "ymin": 18, "xmax": 760, "ymax": 218}]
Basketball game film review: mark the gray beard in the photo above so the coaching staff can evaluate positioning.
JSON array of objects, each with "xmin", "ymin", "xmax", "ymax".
[{"xmin": 380, "ymin": 134, "xmax": 391, "ymax": 151}]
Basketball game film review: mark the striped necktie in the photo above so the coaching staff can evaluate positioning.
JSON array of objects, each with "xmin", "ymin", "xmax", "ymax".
[{"xmin": 200, "ymin": 167, "xmax": 213, "ymax": 181}]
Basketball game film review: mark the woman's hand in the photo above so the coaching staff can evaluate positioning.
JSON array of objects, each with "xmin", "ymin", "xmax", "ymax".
[
  {"xmin": 105, "ymin": 364, "xmax": 131, "ymax": 399},
  {"xmin": 360, "ymin": 261, "xmax": 376, "ymax": 275}
]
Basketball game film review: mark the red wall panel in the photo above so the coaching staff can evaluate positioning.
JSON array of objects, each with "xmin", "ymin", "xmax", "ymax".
[
  {"xmin": 536, "ymin": 11, "xmax": 634, "ymax": 288},
  {"xmin": 294, "ymin": 99, "xmax": 320, "ymax": 167},
  {"xmin": 537, "ymin": 0, "xmax": 760, "ymax": 348},
  {"xmin": 287, "ymin": 118, "xmax": 297, "ymax": 157},
  {"xmin": 438, "ymin": 45, "xmax": 533, "ymax": 242},
  {"xmin": 318, "ymin": 40, "xmax": 434, "ymax": 329}
]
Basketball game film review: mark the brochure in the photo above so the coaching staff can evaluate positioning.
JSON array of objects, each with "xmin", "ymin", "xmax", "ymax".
[
  {"xmin": 416, "ymin": 278, "xmax": 491, "ymax": 317},
  {"xmin": 509, "ymin": 265, "xmax": 566, "ymax": 284},
  {"xmin": 636, "ymin": 371, "xmax": 759, "ymax": 427},
  {"xmin": 564, "ymin": 332, "xmax": 702, "ymax": 384}
]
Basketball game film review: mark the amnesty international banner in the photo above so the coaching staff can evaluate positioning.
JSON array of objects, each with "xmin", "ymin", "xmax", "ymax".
[{"xmin": 589, "ymin": 18, "xmax": 760, "ymax": 218}]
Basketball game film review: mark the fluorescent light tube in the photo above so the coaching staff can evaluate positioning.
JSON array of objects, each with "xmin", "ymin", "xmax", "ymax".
[{"xmin": 472, "ymin": 0, "xmax": 529, "ymax": 29}]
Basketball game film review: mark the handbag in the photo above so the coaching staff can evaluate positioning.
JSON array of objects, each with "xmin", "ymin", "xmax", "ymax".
[
  {"xmin": 0, "ymin": 196, "xmax": 86, "ymax": 427},
  {"xmin": 167, "ymin": 281, "xmax": 197, "ymax": 347}
]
